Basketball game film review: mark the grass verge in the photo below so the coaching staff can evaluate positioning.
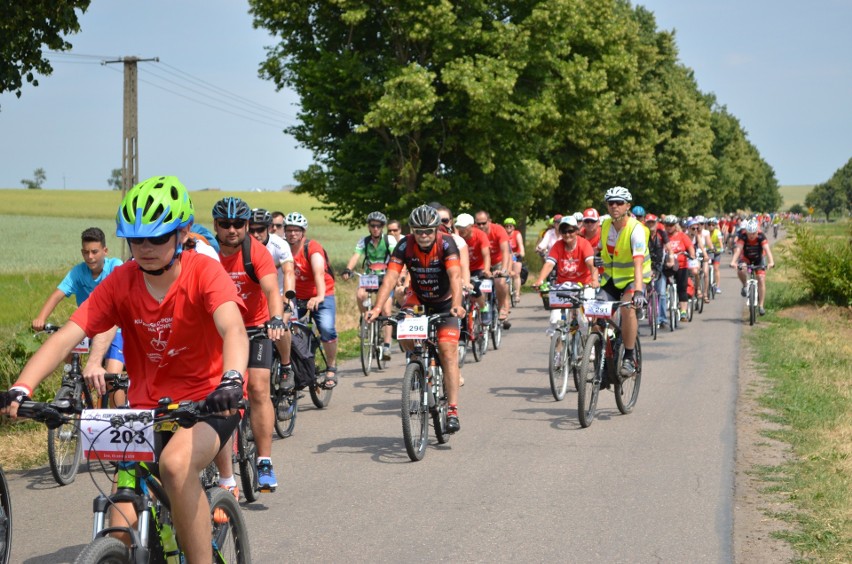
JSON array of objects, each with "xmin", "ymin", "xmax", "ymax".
[{"xmin": 747, "ymin": 222, "xmax": 851, "ymax": 562}]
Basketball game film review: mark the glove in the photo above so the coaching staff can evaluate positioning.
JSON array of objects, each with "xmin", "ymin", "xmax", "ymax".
[
  {"xmin": 593, "ymin": 256, "xmax": 604, "ymax": 268},
  {"xmin": 266, "ymin": 315, "xmax": 286, "ymax": 331},
  {"xmin": 1, "ymin": 386, "xmax": 30, "ymax": 409},
  {"xmin": 341, "ymin": 268, "xmax": 353, "ymax": 279},
  {"xmin": 205, "ymin": 371, "xmax": 244, "ymax": 413},
  {"xmin": 632, "ymin": 290, "xmax": 647, "ymax": 309}
]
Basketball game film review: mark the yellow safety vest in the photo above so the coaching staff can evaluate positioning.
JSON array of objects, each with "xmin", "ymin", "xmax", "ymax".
[{"xmin": 600, "ymin": 217, "xmax": 651, "ymax": 288}]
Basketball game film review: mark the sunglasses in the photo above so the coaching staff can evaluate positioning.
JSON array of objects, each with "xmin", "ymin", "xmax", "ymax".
[
  {"xmin": 217, "ymin": 219, "xmax": 246, "ymax": 230},
  {"xmin": 368, "ymin": 223, "xmax": 384, "ymax": 229},
  {"xmin": 127, "ymin": 233, "xmax": 173, "ymax": 246},
  {"xmin": 475, "ymin": 222, "xmax": 488, "ymax": 226},
  {"xmin": 413, "ymin": 228, "xmax": 436, "ymax": 236},
  {"xmin": 560, "ymin": 228, "xmax": 578, "ymax": 235},
  {"xmin": 249, "ymin": 225, "xmax": 268, "ymax": 234},
  {"xmin": 607, "ymin": 200, "xmax": 626, "ymax": 206},
  {"xmin": 387, "ymin": 228, "xmax": 401, "ymax": 232},
  {"xmin": 271, "ymin": 223, "xmax": 284, "ymax": 229},
  {"xmin": 440, "ymin": 217, "xmax": 451, "ymax": 224}
]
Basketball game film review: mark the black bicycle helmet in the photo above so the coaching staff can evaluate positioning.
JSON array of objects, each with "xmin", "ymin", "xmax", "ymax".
[
  {"xmin": 212, "ymin": 197, "xmax": 251, "ymax": 220},
  {"xmin": 250, "ymin": 208, "xmax": 272, "ymax": 225},
  {"xmin": 408, "ymin": 205, "xmax": 441, "ymax": 228}
]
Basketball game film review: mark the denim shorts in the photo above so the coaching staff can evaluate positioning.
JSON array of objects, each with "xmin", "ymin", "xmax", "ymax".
[{"xmin": 312, "ymin": 295, "xmax": 338, "ymax": 343}]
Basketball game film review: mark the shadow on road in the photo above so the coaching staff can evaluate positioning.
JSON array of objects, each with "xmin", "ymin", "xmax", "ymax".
[
  {"xmin": 352, "ymin": 397, "xmax": 400, "ymax": 417},
  {"xmin": 23, "ymin": 544, "xmax": 87, "ymax": 564},
  {"xmin": 314, "ymin": 435, "xmax": 413, "ymax": 464}
]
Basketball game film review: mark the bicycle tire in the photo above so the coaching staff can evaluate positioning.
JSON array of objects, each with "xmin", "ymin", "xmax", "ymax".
[
  {"xmin": 697, "ymin": 277, "xmax": 705, "ymax": 314},
  {"xmin": 615, "ymin": 336, "xmax": 642, "ymax": 414},
  {"xmin": 47, "ymin": 382, "xmax": 84, "ymax": 486},
  {"xmin": 709, "ymin": 268, "xmax": 717, "ymax": 300},
  {"xmin": 491, "ymin": 319, "xmax": 502, "ymax": 350},
  {"xmin": 509, "ymin": 278, "xmax": 518, "ymax": 308},
  {"xmin": 209, "ymin": 486, "xmax": 252, "ymax": 564},
  {"xmin": 0, "ymin": 468, "xmax": 11, "ymax": 564},
  {"xmin": 359, "ymin": 316, "xmax": 373, "ymax": 376},
  {"xmin": 373, "ymin": 319, "xmax": 384, "ymax": 371},
  {"xmin": 648, "ymin": 290, "xmax": 658, "ymax": 341},
  {"xmin": 73, "ymin": 536, "xmax": 131, "ymax": 564},
  {"xmin": 309, "ymin": 337, "xmax": 333, "ymax": 408},
  {"xmin": 471, "ymin": 309, "xmax": 485, "ymax": 362},
  {"xmin": 273, "ymin": 390, "xmax": 298, "ymax": 439},
  {"xmin": 548, "ymin": 330, "xmax": 569, "ymax": 401},
  {"xmin": 570, "ymin": 329, "xmax": 584, "ymax": 392},
  {"xmin": 237, "ymin": 416, "xmax": 259, "ymax": 502},
  {"xmin": 577, "ymin": 332, "xmax": 603, "ymax": 428},
  {"xmin": 431, "ymin": 368, "xmax": 450, "ymax": 445},
  {"xmin": 748, "ymin": 283, "xmax": 757, "ymax": 326},
  {"xmin": 687, "ymin": 294, "xmax": 694, "ymax": 322},
  {"xmin": 401, "ymin": 362, "xmax": 429, "ymax": 461},
  {"xmin": 667, "ymin": 283, "xmax": 678, "ymax": 331}
]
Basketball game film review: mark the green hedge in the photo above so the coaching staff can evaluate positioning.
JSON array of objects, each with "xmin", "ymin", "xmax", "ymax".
[{"xmin": 785, "ymin": 224, "xmax": 852, "ymax": 307}]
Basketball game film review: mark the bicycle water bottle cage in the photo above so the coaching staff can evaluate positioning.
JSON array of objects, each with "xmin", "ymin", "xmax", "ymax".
[{"xmin": 411, "ymin": 305, "xmax": 425, "ymax": 315}]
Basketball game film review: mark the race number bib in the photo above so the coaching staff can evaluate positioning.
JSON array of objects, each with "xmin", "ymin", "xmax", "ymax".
[
  {"xmin": 72, "ymin": 337, "xmax": 91, "ymax": 354},
  {"xmin": 359, "ymin": 274, "xmax": 380, "ymax": 290},
  {"xmin": 584, "ymin": 300, "xmax": 615, "ymax": 319},
  {"xmin": 396, "ymin": 317, "xmax": 429, "ymax": 340},
  {"xmin": 80, "ymin": 409, "xmax": 156, "ymax": 462},
  {"xmin": 583, "ymin": 287, "xmax": 597, "ymax": 301},
  {"xmin": 480, "ymin": 279, "xmax": 493, "ymax": 293},
  {"xmin": 687, "ymin": 258, "xmax": 700, "ymax": 269},
  {"xmin": 548, "ymin": 290, "xmax": 576, "ymax": 309}
]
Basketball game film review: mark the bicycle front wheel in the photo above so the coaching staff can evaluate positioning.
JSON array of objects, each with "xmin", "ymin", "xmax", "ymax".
[
  {"xmin": 310, "ymin": 340, "xmax": 333, "ymax": 408},
  {"xmin": 359, "ymin": 316, "xmax": 373, "ymax": 376},
  {"xmin": 401, "ymin": 363, "xmax": 429, "ymax": 461},
  {"xmin": 471, "ymin": 309, "xmax": 486, "ymax": 362},
  {"xmin": 48, "ymin": 383, "xmax": 84, "ymax": 486},
  {"xmin": 748, "ymin": 283, "xmax": 757, "ymax": 326},
  {"xmin": 548, "ymin": 330, "xmax": 569, "ymax": 401},
  {"xmin": 431, "ymin": 369, "xmax": 451, "ymax": 445},
  {"xmin": 209, "ymin": 486, "xmax": 252, "ymax": 564},
  {"xmin": 648, "ymin": 291, "xmax": 658, "ymax": 341},
  {"xmin": 615, "ymin": 336, "xmax": 642, "ymax": 414},
  {"xmin": 569, "ymin": 330, "xmax": 584, "ymax": 391},
  {"xmin": 697, "ymin": 277, "xmax": 705, "ymax": 314},
  {"xmin": 578, "ymin": 332, "xmax": 603, "ymax": 428},
  {"xmin": 237, "ymin": 417, "xmax": 259, "ymax": 502},
  {"xmin": 667, "ymin": 284, "xmax": 678, "ymax": 331},
  {"xmin": 72, "ymin": 536, "xmax": 130, "ymax": 564},
  {"xmin": 490, "ymin": 319, "xmax": 502, "ymax": 350},
  {"xmin": 0, "ymin": 468, "xmax": 11, "ymax": 564}
]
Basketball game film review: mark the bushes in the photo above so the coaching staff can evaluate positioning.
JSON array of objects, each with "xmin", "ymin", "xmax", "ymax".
[{"xmin": 785, "ymin": 224, "xmax": 852, "ymax": 307}]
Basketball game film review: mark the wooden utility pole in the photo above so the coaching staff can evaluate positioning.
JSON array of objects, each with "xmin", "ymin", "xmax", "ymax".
[{"xmin": 103, "ymin": 56, "xmax": 158, "ymax": 258}]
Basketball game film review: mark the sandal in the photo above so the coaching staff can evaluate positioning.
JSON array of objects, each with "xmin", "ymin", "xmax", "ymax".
[{"xmin": 321, "ymin": 367, "xmax": 338, "ymax": 389}]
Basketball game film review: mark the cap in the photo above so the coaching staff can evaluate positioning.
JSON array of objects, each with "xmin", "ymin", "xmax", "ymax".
[
  {"xmin": 455, "ymin": 213, "xmax": 475, "ymax": 228},
  {"xmin": 582, "ymin": 208, "xmax": 600, "ymax": 221}
]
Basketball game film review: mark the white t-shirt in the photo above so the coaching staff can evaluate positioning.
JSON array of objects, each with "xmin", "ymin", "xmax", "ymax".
[
  {"xmin": 194, "ymin": 240, "xmax": 221, "ymax": 262},
  {"xmin": 264, "ymin": 233, "xmax": 294, "ymax": 295}
]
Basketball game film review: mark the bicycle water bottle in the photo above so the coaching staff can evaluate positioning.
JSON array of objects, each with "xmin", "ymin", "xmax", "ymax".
[{"xmin": 159, "ymin": 520, "xmax": 183, "ymax": 564}]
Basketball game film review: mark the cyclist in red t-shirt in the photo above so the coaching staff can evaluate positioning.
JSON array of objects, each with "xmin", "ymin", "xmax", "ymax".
[
  {"xmin": 3, "ymin": 176, "xmax": 248, "ymax": 563},
  {"xmin": 455, "ymin": 213, "xmax": 492, "ymax": 321},
  {"xmin": 503, "ymin": 218, "xmax": 525, "ymax": 303},
  {"xmin": 662, "ymin": 215, "xmax": 696, "ymax": 321},
  {"xmin": 475, "ymin": 210, "xmax": 513, "ymax": 328}
]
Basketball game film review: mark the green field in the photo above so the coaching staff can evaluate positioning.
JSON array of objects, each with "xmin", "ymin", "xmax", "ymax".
[{"xmin": 779, "ymin": 184, "xmax": 813, "ymax": 209}]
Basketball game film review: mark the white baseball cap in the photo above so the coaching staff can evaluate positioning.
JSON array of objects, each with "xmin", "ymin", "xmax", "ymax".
[{"xmin": 455, "ymin": 213, "xmax": 475, "ymax": 228}]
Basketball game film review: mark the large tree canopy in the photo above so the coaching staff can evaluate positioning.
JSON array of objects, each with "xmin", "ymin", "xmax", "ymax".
[
  {"xmin": 250, "ymin": 0, "xmax": 780, "ymax": 226},
  {"xmin": 0, "ymin": 1, "xmax": 91, "ymax": 104}
]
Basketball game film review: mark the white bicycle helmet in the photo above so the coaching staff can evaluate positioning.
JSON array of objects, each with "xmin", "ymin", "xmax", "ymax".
[
  {"xmin": 662, "ymin": 215, "xmax": 679, "ymax": 225},
  {"xmin": 573, "ymin": 211, "xmax": 584, "ymax": 223},
  {"xmin": 409, "ymin": 205, "xmax": 441, "ymax": 228},
  {"xmin": 604, "ymin": 186, "xmax": 632, "ymax": 202},
  {"xmin": 745, "ymin": 219, "xmax": 759, "ymax": 234},
  {"xmin": 284, "ymin": 212, "xmax": 308, "ymax": 229}
]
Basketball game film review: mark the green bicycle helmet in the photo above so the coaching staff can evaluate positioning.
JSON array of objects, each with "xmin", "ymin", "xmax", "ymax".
[{"xmin": 117, "ymin": 176, "xmax": 195, "ymax": 238}]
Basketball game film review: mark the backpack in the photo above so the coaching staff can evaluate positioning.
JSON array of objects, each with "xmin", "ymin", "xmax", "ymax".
[
  {"xmin": 303, "ymin": 239, "xmax": 335, "ymax": 280},
  {"xmin": 241, "ymin": 236, "xmax": 260, "ymax": 284},
  {"xmin": 361, "ymin": 234, "xmax": 392, "ymax": 269},
  {"xmin": 289, "ymin": 325, "xmax": 317, "ymax": 389}
]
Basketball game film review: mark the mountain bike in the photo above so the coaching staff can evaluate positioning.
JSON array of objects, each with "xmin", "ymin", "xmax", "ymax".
[
  {"xmin": 538, "ymin": 283, "xmax": 590, "ymax": 401},
  {"xmin": 695, "ymin": 254, "xmax": 706, "ymax": 315},
  {"xmin": 39, "ymin": 324, "xmax": 130, "ymax": 486},
  {"xmin": 245, "ymin": 324, "xmax": 297, "ymax": 441},
  {"xmin": 708, "ymin": 252, "xmax": 718, "ymax": 300},
  {"xmin": 294, "ymin": 301, "xmax": 333, "ymax": 409},
  {"xmin": 577, "ymin": 300, "xmax": 643, "ymax": 428},
  {"xmin": 664, "ymin": 270, "xmax": 679, "ymax": 331},
  {"xmin": 0, "ymin": 465, "xmax": 11, "ymax": 564},
  {"xmin": 482, "ymin": 273, "xmax": 507, "ymax": 350},
  {"xmin": 465, "ymin": 277, "xmax": 489, "ymax": 363},
  {"xmin": 355, "ymin": 272, "xmax": 384, "ymax": 375},
  {"xmin": 740, "ymin": 264, "xmax": 761, "ymax": 326},
  {"xmin": 16, "ymin": 398, "xmax": 251, "ymax": 563},
  {"xmin": 378, "ymin": 310, "xmax": 454, "ymax": 461}
]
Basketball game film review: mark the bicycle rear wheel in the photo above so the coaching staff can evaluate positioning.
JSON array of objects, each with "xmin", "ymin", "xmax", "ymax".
[
  {"xmin": 647, "ymin": 290, "xmax": 658, "ymax": 341},
  {"xmin": 490, "ymin": 319, "xmax": 502, "ymax": 350},
  {"xmin": 273, "ymin": 390, "xmax": 298, "ymax": 439},
  {"xmin": 471, "ymin": 309, "xmax": 486, "ymax": 362},
  {"xmin": 237, "ymin": 415, "xmax": 259, "ymax": 502},
  {"xmin": 0, "ymin": 468, "xmax": 11, "ymax": 564},
  {"xmin": 47, "ymin": 382, "xmax": 84, "ymax": 486},
  {"xmin": 401, "ymin": 362, "xmax": 429, "ymax": 461},
  {"xmin": 359, "ymin": 316, "xmax": 373, "ymax": 376},
  {"xmin": 667, "ymin": 284, "xmax": 678, "ymax": 331},
  {"xmin": 615, "ymin": 336, "xmax": 642, "ymax": 414},
  {"xmin": 73, "ymin": 536, "xmax": 130, "ymax": 564},
  {"xmin": 578, "ymin": 332, "xmax": 603, "ymax": 428},
  {"xmin": 697, "ymin": 277, "xmax": 705, "ymax": 314},
  {"xmin": 569, "ymin": 330, "xmax": 584, "ymax": 391},
  {"xmin": 748, "ymin": 283, "xmax": 757, "ymax": 326},
  {"xmin": 310, "ymin": 337, "xmax": 333, "ymax": 408},
  {"xmin": 548, "ymin": 330, "xmax": 569, "ymax": 401},
  {"xmin": 209, "ymin": 486, "xmax": 252, "ymax": 564}
]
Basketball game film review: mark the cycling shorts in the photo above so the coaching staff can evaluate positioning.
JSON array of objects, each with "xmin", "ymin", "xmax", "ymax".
[
  {"xmin": 596, "ymin": 278, "xmax": 637, "ymax": 302},
  {"xmin": 156, "ymin": 411, "xmax": 241, "ymax": 454},
  {"xmin": 104, "ymin": 331, "xmax": 124, "ymax": 364}
]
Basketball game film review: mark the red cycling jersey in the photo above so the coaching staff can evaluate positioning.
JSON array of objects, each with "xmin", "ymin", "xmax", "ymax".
[
  {"xmin": 667, "ymin": 231, "xmax": 695, "ymax": 269},
  {"xmin": 219, "ymin": 236, "xmax": 278, "ymax": 327},
  {"xmin": 388, "ymin": 234, "xmax": 460, "ymax": 304},
  {"xmin": 70, "ymin": 251, "xmax": 246, "ymax": 409}
]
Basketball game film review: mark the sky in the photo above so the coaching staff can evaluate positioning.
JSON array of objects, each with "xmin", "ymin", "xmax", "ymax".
[{"xmin": 1, "ymin": 1, "xmax": 850, "ymax": 192}]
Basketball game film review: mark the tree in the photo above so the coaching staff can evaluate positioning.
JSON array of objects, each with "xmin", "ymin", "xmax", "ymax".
[
  {"xmin": 788, "ymin": 203, "xmax": 806, "ymax": 215},
  {"xmin": 0, "ymin": 1, "xmax": 91, "ymax": 106},
  {"xmin": 806, "ymin": 181, "xmax": 844, "ymax": 222},
  {"xmin": 21, "ymin": 168, "xmax": 46, "ymax": 190},
  {"xmin": 107, "ymin": 168, "xmax": 122, "ymax": 191}
]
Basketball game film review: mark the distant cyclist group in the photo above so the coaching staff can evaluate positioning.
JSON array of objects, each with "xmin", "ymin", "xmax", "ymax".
[{"xmin": 1, "ymin": 175, "xmax": 779, "ymax": 561}]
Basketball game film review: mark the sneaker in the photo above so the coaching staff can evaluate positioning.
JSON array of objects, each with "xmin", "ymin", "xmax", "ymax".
[
  {"xmin": 740, "ymin": 287, "xmax": 747, "ymax": 297},
  {"xmin": 280, "ymin": 364, "xmax": 295, "ymax": 392},
  {"xmin": 621, "ymin": 358, "xmax": 637, "ymax": 378},
  {"xmin": 715, "ymin": 286, "xmax": 722, "ymax": 294},
  {"xmin": 659, "ymin": 321, "xmax": 668, "ymax": 329},
  {"xmin": 446, "ymin": 413, "xmax": 460, "ymax": 433},
  {"xmin": 759, "ymin": 306, "xmax": 766, "ymax": 316},
  {"xmin": 213, "ymin": 485, "xmax": 239, "ymax": 523},
  {"xmin": 382, "ymin": 344, "xmax": 392, "ymax": 361},
  {"xmin": 680, "ymin": 311, "xmax": 687, "ymax": 322},
  {"xmin": 502, "ymin": 320, "xmax": 511, "ymax": 330},
  {"xmin": 257, "ymin": 460, "xmax": 278, "ymax": 492}
]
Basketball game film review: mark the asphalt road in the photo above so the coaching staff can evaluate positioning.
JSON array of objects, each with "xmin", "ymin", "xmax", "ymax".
[{"xmin": 5, "ymin": 265, "xmax": 749, "ymax": 563}]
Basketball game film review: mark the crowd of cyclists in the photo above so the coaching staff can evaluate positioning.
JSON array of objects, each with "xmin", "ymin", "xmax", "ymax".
[{"xmin": 0, "ymin": 175, "xmax": 780, "ymax": 561}]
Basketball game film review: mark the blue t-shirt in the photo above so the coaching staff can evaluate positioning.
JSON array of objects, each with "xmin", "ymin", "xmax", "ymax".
[{"xmin": 57, "ymin": 257, "xmax": 124, "ymax": 306}]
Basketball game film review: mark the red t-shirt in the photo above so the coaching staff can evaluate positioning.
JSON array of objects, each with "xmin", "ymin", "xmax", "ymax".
[
  {"xmin": 667, "ymin": 231, "xmax": 695, "ymax": 269},
  {"xmin": 580, "ymin": 228, "xmax": 601, "ymax": 248},
  {"xmin": 483, "ymin": 223, "xmax": 510, "ymax": 265},
  {"xmin": 463, "ymin": 228, "xmax": 491, "ymax": 272},
  {"xmin": 70, "ymin": 251, "xmax": 245, "ymax": 409},
  {"xmin": 508, "ymin": 230, "xmax": 523, "ymax": 255},
  {"xmin": 219, "ymin": 236, "xmax": 278, "ymax": 327},
  {"xmin": 292, "ymin": 239, "xmax": 335, "ymax": 299},
  {"xmin": 546, "ymin": 237, "xmax": 595, "ymax": 285}
]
